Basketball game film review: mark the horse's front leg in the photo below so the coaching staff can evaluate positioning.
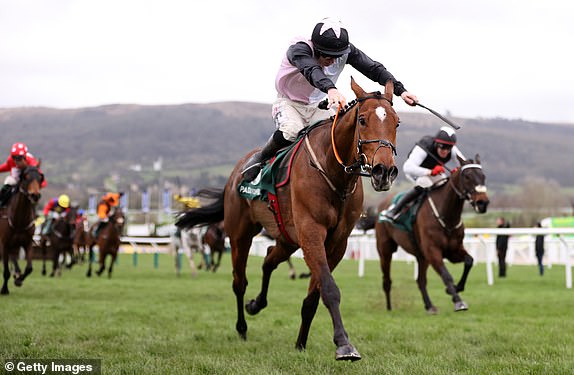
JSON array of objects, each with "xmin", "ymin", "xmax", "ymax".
[
  {"xmin": 318, "ymin": 264, "xmax": 361, "ymax": 361},
  {"xmin": 108, "ymin": 252, "xmax": 117, "ymax": 278},
  {"xmin": 41, "ymin": 240, "xmax": 48, "ymax": 276},
  {"xmin": 11, "ymin": 255, "xmax": 22, "ymax": 279},
  {"xmin": 1, "ymin": 250, "xmax": 10, "ymax": 295},
  {"xmin": 429, "ymin": 252, "xmax": 468, "ymax": 312},
  {"xmin": 86, "ymin": 245, "xmax": 94, "ymax": 277},
  {"xmin": 295, "ymin": 279, "xmax": 320, "ymax": 351},
  {"xmin": 245, "ymin": 244, "xmax": 291, "ymax": 315},
  {"xmin": 50, "ymin": 249, "xmax": 59, "ymax": 277},
  {"xmin": 96, "ymin": 252, "xmax": 106, "ymax": 277},
  {"xmin": 415, "ymin": 258, "xmax": 437, "ymax": 314},
  {"xmin": 452, "ymin": 251, "xmax": 473, "ymax": 293},
  {"xmin": 15, "ymin": 247, "xmax": 34, "ymax": 286}
]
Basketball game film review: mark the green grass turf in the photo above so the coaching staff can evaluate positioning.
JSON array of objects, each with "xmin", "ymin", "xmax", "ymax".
[{"xmin": 2, "ymin": 253, "xmax": 573, "ymax": 374}]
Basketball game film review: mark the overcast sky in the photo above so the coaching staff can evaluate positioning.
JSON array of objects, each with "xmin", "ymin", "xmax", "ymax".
[{"xmin": 1, "ymin": 0, "xmax": 573, "ymax": 123}]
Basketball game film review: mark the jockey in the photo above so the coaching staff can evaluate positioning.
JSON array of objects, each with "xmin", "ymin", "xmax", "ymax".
[
  {"xmin": 382, "ymin": 126, "xmax": 466, "ymax": 221},
  {"xmin": 0, "ymin": 142, "xmax": 47, "ymax": 206},
  {"xmin": 41, "ymin": 194, "xmax": 71, "ymax": 235},
  {"xmin": 242, "ymin": 17, "xmax": 418, "ymax": 181},
  {"xmin": 93, "ymin": 192, "xmax": 123, "ymax": 239}
]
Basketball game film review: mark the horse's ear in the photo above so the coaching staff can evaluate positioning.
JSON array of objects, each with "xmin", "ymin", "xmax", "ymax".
[
  {"xmin": 36, "ymin": 158, "xmax": 42, "ymax": 169},
  {"xmin": 384, "ymin": 79, "xmax": 394, "ymax": 102},
  {"xmin": 475, "ymin": 154, "xmax": 481, "ymax": 164},
  {"xmin": 350, "ymin": 76, "xmax": 367, "ymax": 98},
  {"xmin": 457, "ymin": 154, "xmax": 466, "ymax": 165}
]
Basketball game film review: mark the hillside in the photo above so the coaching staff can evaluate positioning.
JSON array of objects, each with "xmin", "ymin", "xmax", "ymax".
[{"xmin": 1, "ymin": 102, "xmax": 572, "ymax": 208}]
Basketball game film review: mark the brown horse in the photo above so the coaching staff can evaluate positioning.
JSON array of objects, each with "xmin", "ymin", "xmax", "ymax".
[
  {"xmin": 0, "ymin": 166, "xmax": 44, "ymax": 295},
  {"xmin": 177, "ymin": 78, "xmax": 399, "ymax": 361},
  {"xmin": 73, "ymin": 215, "xmax": 89, "ymax": 263},
  {"xmin": 86, "ymin": 208, "xmax": 125, "ymax": 278},
  {"xmin": 41, "ymin": 206, "xmax": 78, "ymax": 277},
  {"xmin": 202, "ymin": 221, "xmax": 226, "ymax": 272},
  {"xmin": 375, "ymin": 155, "xmax": 489, "ymax": 313}
]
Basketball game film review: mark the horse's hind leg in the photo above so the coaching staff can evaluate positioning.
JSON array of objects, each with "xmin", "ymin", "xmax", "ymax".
[
  {"xmin": 231, "ymin": 236, "xmax": 251, "ymax": 340},
  {"xmin": 376, "ymin": 233, "xmax": 398, "ymax": 311},
  {"xmin": 245, "ymin": 243, "xmax": 292, "ymax": 315}
]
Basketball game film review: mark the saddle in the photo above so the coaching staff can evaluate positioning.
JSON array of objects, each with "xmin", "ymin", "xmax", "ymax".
[{"xmin": 379, "ymin": 192, "xmax": 426, "ymax": 233}]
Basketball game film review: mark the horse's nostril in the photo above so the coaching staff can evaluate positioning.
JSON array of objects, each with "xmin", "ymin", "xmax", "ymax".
[{"xmin": 389, "ymin": 166, "xmax": 398, "ymax": 181}]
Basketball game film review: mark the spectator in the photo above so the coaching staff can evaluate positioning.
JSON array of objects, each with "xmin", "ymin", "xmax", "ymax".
[
  {"xmin": 496, "ymin": 217, "xmax": 510, "ymax": 277},
  {"xmin": 535, "ymin": 222, "xmax": 545, "ymax": 276}
]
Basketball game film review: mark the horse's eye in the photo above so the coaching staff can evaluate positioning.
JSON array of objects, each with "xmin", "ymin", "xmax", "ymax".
[{"xmin": 358, "ymin": 116, "xmax": 366, "ymax": 126}]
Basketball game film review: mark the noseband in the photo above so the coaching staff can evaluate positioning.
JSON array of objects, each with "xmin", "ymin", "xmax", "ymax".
[{"xmin": 332, "ymin": 93, "xmax": 397, "ymax": 177}]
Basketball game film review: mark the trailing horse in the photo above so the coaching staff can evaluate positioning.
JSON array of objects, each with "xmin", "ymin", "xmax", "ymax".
[
  {"xmin": 41, "ymin": 205, "xmax": 78, "ymax": 277},
  {"xmin": 177, "ymin": 78, "xmax": 399, "ymax": 361},
  {"xmin": 0, "ymin": 166, "xmax": 44, "ymax": 295},
  {"xmin": 202, "ymin": 221, "xmax": 226, "ymax": 272},
  {"xmin": 86, "ymin": 208, "xmax": 125, "ymax": 278},
  {"xmin": 375, "ymin": 155, "xmax": 489, "ymax": 313}
]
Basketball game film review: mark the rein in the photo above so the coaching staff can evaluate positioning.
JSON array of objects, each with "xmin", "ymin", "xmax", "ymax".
[{"xmin": 330, "ymin": 93, "xmax": 396, "ymax": 176}]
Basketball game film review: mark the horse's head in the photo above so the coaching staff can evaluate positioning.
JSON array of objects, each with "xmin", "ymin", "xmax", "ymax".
[
  {"xmin": 111, "ymin": 208, "xmax": 126, "ymax": 230},
  {"xmin": 349, "ymin": 77, "xmax": 399, "ymax": 191},
  {"xmin": 19, "ymin": 166, "xmax": 44, "ymax": 204},
  {"xmin": 453, "ymin": 154, "xmax": 490, "ymax": 213}
]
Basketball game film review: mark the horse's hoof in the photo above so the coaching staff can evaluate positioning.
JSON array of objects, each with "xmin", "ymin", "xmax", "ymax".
[
  {"xmin": 14, "ymin": 279, "xmax": 23, "ymax": 287},
  {"xmin": 454, "ymin": 301, "xmax": 468, "ymax": 311},
  {"xmin": 41, "ymin": 270, "xmax": 46, "ymax": 276},
  {"xmin": 245, "ymin": 299, "xmax": 265, "ymax": 315},
  {"xmin": 1, "ymin": 289, "xmax": 8, "ymax": 295},
  {"xmin": 426, "ymin": 306, "xmax": 438, "ymax": 315},
  {"xmin": 335, "ymin": 344, "xmax": 362, "ymax": 361}
]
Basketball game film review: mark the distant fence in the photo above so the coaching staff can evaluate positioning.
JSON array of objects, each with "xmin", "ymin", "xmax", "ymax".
[{"xmin": 41, "ymin": 227, "xmax": 571, "ymax": 288}]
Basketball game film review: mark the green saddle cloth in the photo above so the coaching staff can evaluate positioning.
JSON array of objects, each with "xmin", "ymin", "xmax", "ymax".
[
  {"xmin": 237, "ymin": 147, "xmax": 292, "ymax": 201},
  {"xmin": 378, "ymin": 191, "xmax": 422, "ymax": 233},
  {"xmin": 237, "ymin": 121, "xmax": 326, "ymax": 201}
]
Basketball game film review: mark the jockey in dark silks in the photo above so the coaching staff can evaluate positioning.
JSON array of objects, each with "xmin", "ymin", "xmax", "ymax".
[
  {"xmin": 382, "ymin": 126, "xmax": 466, "ymax": 221},
  {"xmin": 241, "ymin": 17, "xmax": 418, "ymax": 182}
]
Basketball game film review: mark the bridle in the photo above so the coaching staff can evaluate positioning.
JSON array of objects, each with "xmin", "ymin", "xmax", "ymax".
[
  {"xmin": 449, "ymin": 163, "xmax": 486, "ymax": 206},
  {"xmin": 331, "ymin": 92, "xmax": 397, "ymax": 177},
  {"xmin": 19, "ymin": 166, "xmax": 44, "ymax": 203}
]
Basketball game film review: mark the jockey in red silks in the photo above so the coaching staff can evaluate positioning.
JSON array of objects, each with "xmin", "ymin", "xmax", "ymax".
[{"xmin": 0, "ymin": 142, "xmax": 47, "ymax": 206}]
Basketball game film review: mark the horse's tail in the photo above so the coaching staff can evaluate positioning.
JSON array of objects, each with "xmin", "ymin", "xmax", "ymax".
[{"xmin": 175, "ymin": 188, "xmax": 224, "ymax": 229}]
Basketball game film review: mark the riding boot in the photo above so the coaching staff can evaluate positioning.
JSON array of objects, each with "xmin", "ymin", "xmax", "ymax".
[
  {"xmin": 0, "ymin": 184, "xmax": 13, "ymax": 207},
  {"xmin": 242, "ymin": 130, "xmax": 292, "ymax": 182},
  {"xmin": 382, "ymin": 186, "xmax": 424, "ymax": 221},
  {"xmin": 93, "ymin": 221, "xmax": 105, "ymax": 240},
  {"xmin": 42, "ymin": 218, "xmax": 53, "ymax": 236}
]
